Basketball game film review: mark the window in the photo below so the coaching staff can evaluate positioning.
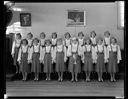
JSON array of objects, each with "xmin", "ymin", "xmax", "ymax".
[{"xmin": 117, "ymin": 1, "xmax": 124, "ymax": 29}]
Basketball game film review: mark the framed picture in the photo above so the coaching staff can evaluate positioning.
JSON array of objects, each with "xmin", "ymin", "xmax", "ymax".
[
  {"xmin": 20, "ymin": 13, "xmax": 31, "ymax": 26},
  {"xmin": 67, "ymin": 10, "xmax": 86, "ymax": 27}
]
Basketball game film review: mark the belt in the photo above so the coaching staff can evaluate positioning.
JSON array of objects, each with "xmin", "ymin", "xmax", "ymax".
[
  {"xmin": 52, "ymin": 45, "xmax": 56, "ymax": 47},
  {"xmin": 41, "ymin": 45, "xmax": 45, "ymax": 47}
]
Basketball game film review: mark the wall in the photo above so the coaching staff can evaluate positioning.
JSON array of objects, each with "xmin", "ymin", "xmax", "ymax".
[{"xmin": 9, "ymin": 3, "xmax": 124, "ymax": 49}]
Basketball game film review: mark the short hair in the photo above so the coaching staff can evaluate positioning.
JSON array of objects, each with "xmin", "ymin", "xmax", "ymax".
[
  {"xmin": 16, "ymin": 33, "xmax": 22, "ymax": 38},
  {"xmin": 97, "ymin": 37, "xmax": 103, "ymax": 43},
  {"xmin": 27, "ymin": 32, "xmax": 33, "ymax": 38},
  {"xmin": 64, "ymin": 32, "xmax": 71, "ymax": 38},
  {"xmin": 78, "ymin": 32, "xmax": 84, "ymax": 37},
  {"xmin": 104, "ymin": 31, "xmax": 110, "ymax": 36},
  {"xmin": 110, "ymin": 37, "xmax": 117, "ymax": 43},
  {"xmin": 21, "ymin": 39, "xmax": 28, "ymax": 44},
  {"xmin": 52, "ymin": 32, "xmax": 57, "ymax": 38},
  {"xmin": 90, "ymin": 31, "xmax": 96, "ymax": 37},
  {"xmin": 40, "ymin": 32, "xmax": 46, "ymax": 38}
]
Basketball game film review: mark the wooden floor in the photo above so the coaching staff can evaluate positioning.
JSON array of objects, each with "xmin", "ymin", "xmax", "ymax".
[{"xmin": 6, "ymin": 80, "xmax": 124, "ymax": 97}]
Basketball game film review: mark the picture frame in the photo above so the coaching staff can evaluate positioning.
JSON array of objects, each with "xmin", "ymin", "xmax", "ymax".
[
  {"xmin": 20, "ymin": 13, "xmax": 31, "ymax": 27},
  {"xmin": 67, "ymin": 10, "xmax": 86, "ymax": 27}
]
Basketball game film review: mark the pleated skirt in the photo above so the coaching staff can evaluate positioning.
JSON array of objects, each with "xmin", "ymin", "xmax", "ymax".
[
  {"xmin": 96, "ymin": 53, "xmax": 105, "ymax": 73},
  {"xmin": 108, "ymin": 52, "xmax": 118, "ymax": 73},
  {"xmin": 84, "ymin": 52, "xmax": 93, "ymax": 72},
  {"xmin": 68, "ymin": 54, "xmax": 81, "ymax": 73},
  {"xmin": 20, "ymin": 53, "xmax": 30, "ymax": 73},
  {"xmin": 44, "ymin": 53, "xmax": 52, "ymax": 73},
  {"xmin": 31, "ymin": 53, "xmax": 41, "ymax": 73},
  {"xmin": 56, "ymin": 52, "xmax": 65, "ymax": 72}
]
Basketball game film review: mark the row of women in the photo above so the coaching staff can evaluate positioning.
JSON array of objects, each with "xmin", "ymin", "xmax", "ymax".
[{"xmin": 11, "ymin": 31, "xmax": 121, "ymax": 82}]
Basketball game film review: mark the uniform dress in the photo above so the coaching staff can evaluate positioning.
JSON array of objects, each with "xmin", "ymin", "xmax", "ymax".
[
  {"xmin": 64, "ymin": 38, "xmax": 71, "ymax": 71},
  {"xmin": 106, "ymin": 44, "xmax": 121, "ymax": 73},
  {"xmin": 78, "ymin": 38, "xmax": 84, "ymax": 71},
  {"xmin": 39, "ymin": 38, "xmax": 46, "ymax": 72},
  {"xmin": 54, "ymin": 44, "xmax": 67, "ymax": 72},
  {"xmin": 67, "ymin": 43, "xmax": 81, "ymax": 73},
  {"xmin": 27, "ymin": 39, "xmax": 33, "ymax": 72},
  {"xmin": 82, "ymin": 44, "xmax": 93, "ymax": 72},
  {"xmin": 41, "ymin": 45, "xmax": 54, "ymax": 73},
  {"xmin": 29, "ymin": 44, "xmax": 41, "ymax": 73},
  {"xmin": 17, "ymin": 45, "xmax": 30, "ymax": 73},
  {"xmin": 11, "ymin": 39, "xmax": 22, "ymax": 66},
  {"xmin": 95, "ymin": 44, "xmax": 107, "ymax": 73},
  {"xmin": 27, "ymin": 39, "xmax": 33, "ymax": 47},
  {"xmin": 103, "ymin": 36, "xmax": 110, "ymax": 72},
  {"xmin": 90, "ymin": 37, "xmax": 97, "ymax": 72},
  {"xmin": 51, "ymin": 38, "xmax": 57, "ymax": 72},
  {"xmin": 104, "ymin": 37, "xmax": 110, "ymax": 46},
  {"xmin": 90, "ymin": 37, "xmax": 97, "ymax": 63},
  {"xmin": 78, "ymin": 38, "xmax": 84, "ymax": 46}
]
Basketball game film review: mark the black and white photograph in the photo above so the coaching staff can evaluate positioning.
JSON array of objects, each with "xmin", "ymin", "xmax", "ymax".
[
  {"xmin": 67, "ymin": 10, "xmax": 86, "ymax": 26},
  {"xmin": 20, "ymin": 13, "xmax": 31, "ymax": 26},
  {"xmin": 3, "ymin": 1, "xmax": 125, "ymax": 99}
]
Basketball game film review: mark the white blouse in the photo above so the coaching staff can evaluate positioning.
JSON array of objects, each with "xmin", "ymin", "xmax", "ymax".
[
  {"xmin": 65, "ymin": 39, "xmax": 71, "ymax": 47},
  {"xmin": 53, "ymin": 45, "xmax": 67, "ymax": 62},
  {"xmin": 95, "ymin": 44, "xmax": 107, "ymax": 63},
  {"xmin": 17, "ymin": 45, "xmax": 30, "ymax": 62},
  {"xmin": 39, "ymin": 45, "xmax": 54, "ymax": 63},
  {"xmin": 67, "ymin": 43, "xmax": 82, "ymax": 57},
  {"xmin": 27, "ymin": 39, "xmax": 33, "ymax": 47},
  {"xmin": 96, "ymin": 44, "xmax": 104, "ymax": 52},
  {"xmin": 104, "ymin": 37, "xmax": 110, "ymax": 45},
  {"xmin": 71, "ymin": 43, "xmax": 78, "ymax": 52},
  {"xmin": 82, "ymin": 44, "xmax": 98, "ymax": 63},
  {"xmin": 21, "ymin": 45, "xmax": 29, "ymax": 53},
  {"xmin": 45, "ymin": 45, "xmax": 51, "ymax": 53},
  {"xmin": 56, "ymin": 45, "xmax": 63, "ymax": 52},
  {"xmin": 90, "ymin": 37, "xmax": 96, "ymax": 45},
  {"xmin": 40, "ymin": 38, "xmax": 45, "ymax": 46},
  {"xmin": 78, "ymin": 38, "xmax": 84, "ymax": 46},
  {"xmin": 84, "ymin": 45, "xmax": 92, "ymax": 52},
  {"xmin": 106, "ymin": 44, "xmax": 121, "ymax": 63},
  {"xmin": 33, "ymin": 44, "xmax": 40, "ymax": 52},
  {"xmin": 52, "ymin": 38, "xmax": 57, "ymax": 45},
  {"xmin": 11, "ymin": 39, "xmax": 21, "ymax": 55}
]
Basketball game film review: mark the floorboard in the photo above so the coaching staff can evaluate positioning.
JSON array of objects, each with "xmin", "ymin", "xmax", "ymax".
[{"xmin": 6, "ymin": 80, "xmax": 124, "ymax": 97}]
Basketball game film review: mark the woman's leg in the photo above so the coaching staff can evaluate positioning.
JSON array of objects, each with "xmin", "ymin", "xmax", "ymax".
[
  {"xmin": 110, "ymin": 73, "xmax": 113, "ymax": 82},
  {"xmin": 48, "ymin": 73, "xmax": 51, "ymax": 80},
  {"xmin": 46, "ymin": 73, "xmax": 48, "ymax": 80},
  {"xmin": 58, "ymin": 72, "xmax": 60, "ymax": 81},
  {"xmin": 37, "ymin": 73, "xmax": 39, "ymax": 81},
  {"xmin": 75, "ymin": 72, "xmax": 78, "ymax": 82},
  {"xmin": 24, "ymin": 72, "xmax": 27, "ymax": 81},
  {"xmin": 60, "ymin": 72, "xmax": 63, "ymax": 81},
  {"xmin": 22, "ymin": 72, "xmax": 24, "ymax": 80},
  {"xmin": 34, "ymin": 73, "xmax": 37, "ymax": 80},
  {"xmin": 86, "ymin": 71, "xmax": 90, "ymax": 81},
  {"xmin": 71, "ymin": 72, "xmax": 74, "ymax": 82}
]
